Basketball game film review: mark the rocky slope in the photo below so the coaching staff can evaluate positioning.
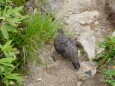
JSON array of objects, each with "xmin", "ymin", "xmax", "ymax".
[{"xmin": 24, "ymin": 0, "xmax": 114, "ymax": 86}]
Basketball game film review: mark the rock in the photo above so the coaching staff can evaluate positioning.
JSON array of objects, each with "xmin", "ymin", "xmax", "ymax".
[
  {"xmin": 112, "ymin": 31, "xmax": 115, "ymax": 36},
  {"xmin": 38, "ymin": 46, "xmax": 55, "ymax": 65},
  {"xmin": 105, "ymin": 0, "xmax": 115, "ymax": 25},
  {"xmin": 94, "ymin": 21, "xmax": 99, "ymax": 25},
  {"xmin": 9, "ymin": 81, "xmax": 15, "ymax": 85},
  {"xmin": 106, "ymin": 0, "xmax": 115, "ymax": 13},
  {"xmin": 66, "ymin": 11, "xmax": 100, "ymax": 25},
  {"xmin": 77, "ymin": 26, "xmax": 96, "ymax": 60},
  {"xmin": 28, "ymin": 83, "xmax": 33, "ymax": 86},
  {"xmin": 77, "ymin": 81, "xmax": 82, "ymax": 86},
  {"xmin": 111, "ymin": 4, "xmax": 115, "ymax": 13},
  {"xmin": 77, "ymin": 61, "xmax": 97, "ymax": 80},
  {"xmin": 49, "ymin": 0, "xmax": 64, "ymax": 12},
  {"xmin": 36, "ymin": 78, "xmax": 42, "ymax": 82},
  {"xmin": 23, "ymin": 0, "xmax": 37, "ymax": 15}
]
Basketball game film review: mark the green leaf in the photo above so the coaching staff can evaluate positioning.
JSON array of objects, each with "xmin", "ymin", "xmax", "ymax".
[
  {"xmin": 0, "ymin": 24, "xmax": 9, "ymax": 39},
  {"xmin": 105, "ymin": 69, "xmax": 115, "ymax": 76},
  {"xmin": 5, "ymin": 73, "xmax": 21, "ymax": 80},
  {"xmin": 0, "ymin": 44, "xmax": 2, "ymax": 48},
  {"xmin": 0, "ymin": 57, "xmax": 16, "ymax": 64},
  {"xmin": 3, "ymin": 24, "xmax": 17, "ymax": 33},
  {"xmin": 0, "ymin": 57, "xmax": 15, "ymax": 68},
  {"xmin": 3, "ymin": 79, "xmax": 9, "ymax": 86},
  {"xmin": 103, "ymin": 80, "xmax": 115, "ymax": 86},
  {"xmin": 0, "ymin": 17, "xmax": 5, "ymax": 20},
  {"xmin": 2, "ymin": 40, "xmax": 12, "ymax": 50},
  {"xmin": 0, "ymin": 62, "xmax": 14, "ymax": 67}
]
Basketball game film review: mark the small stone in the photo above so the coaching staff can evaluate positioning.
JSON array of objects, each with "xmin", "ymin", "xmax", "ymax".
[
  {"xmin": 77, "ymin": 81, "xmax": 82, "ymax": 86},
  {"xmin": 36, "ymin": 78, "xmax": 42, "ymax": 82},
  {"xmin": 85, "ymin": 70, "xmax": 92, "ymax": 77},
  {"xmin": 94, "ymin": 21, "xmax": 99, "ymax": 25},
  {"xmin": 9, "ymin": 81, "xmax": 15, "ymax": 85},
  {"xmin": 64, "ymin": 20, "xmax": 70, "ymax": 25},
  {"xmin": 77, "ymin": 61, "xmax": 97, "ymax": 80}
]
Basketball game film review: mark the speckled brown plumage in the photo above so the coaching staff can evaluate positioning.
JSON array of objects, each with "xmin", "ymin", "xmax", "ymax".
[{"xmin": 54, "ymin": 29, "xmax": 80, "ymax": 70}]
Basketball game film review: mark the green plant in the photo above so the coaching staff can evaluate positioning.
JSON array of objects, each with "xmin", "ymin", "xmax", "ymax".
[
  {"xmin": 0, "ymin": 0, "xmax": 28, "ymax": 58},
  {"xmin": 22, "ymin": 12, "xmax": 61, "ymax": 63},
  {"xmin": 0, "ymin": 41, "xmax": 21, "ymax": 86},
  {"xmin": 0, "ymin": 6, "xmax": 28, "ymax": 40},
  {"xmin": 0, "ymin": 0, "xmax": 62, "ymax": 85},
  {"xmin": 97, "ymin": 35, "xmax": 115, "ymax": 65},
  {"xmin": 103, "ymin": 69, "xmax": 115, "ymax": 86},
  {"xmin": 0, "ymin": 0, "xmax": 27, "ymax": 85},
  {"xmin": 97, "ymin": 35, "xmax": 115, "ymax": 86}
]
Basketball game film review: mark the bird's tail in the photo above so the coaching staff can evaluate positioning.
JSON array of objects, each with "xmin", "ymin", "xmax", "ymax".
[{"xmin": 72, "ymin": 61, "xmax": 80, "ymax": 70}]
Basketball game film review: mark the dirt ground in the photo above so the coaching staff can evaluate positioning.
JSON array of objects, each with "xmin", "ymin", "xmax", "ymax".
[{"xmin": 23, "ymin": 46, "xmax": 108, "ymax": 86}]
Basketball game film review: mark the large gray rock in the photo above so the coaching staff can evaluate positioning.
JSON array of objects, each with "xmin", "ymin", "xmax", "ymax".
[
  {"xmin": 77, "ymin": 26, "xmax": 96, "ymax": 60},
  {"xmin": 66, "ymin": 11, "xmax": 100, "ymax": 25}
]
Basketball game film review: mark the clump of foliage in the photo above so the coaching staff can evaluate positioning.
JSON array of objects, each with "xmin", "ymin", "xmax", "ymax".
[
  {"xmin": 23, "ymin": 12, "xmax": 61, "ymax": 63},
  {"xmin": 103, "ymin": 69, "xmax": 115, "ymax": 86},
  {"xmin": 26, "ymin": 12, "xmax": 60, "ymax": 44},
  {"xmin": 0, "ymin": 0, "xmax": 61, "ymax": 85},
  {"xmin": 0, "ymin": 41, "xmax": 21, "ymax": 86},
  {"xmin": 0, "ymin": 0, "xmax": 28, "ymax": 41},
  {"xmin": 98, "ymin": 35, "xmax": 115, "ymax": 65},
  {"xmin": 97, "ymin": 35, "xmax": 115, "ymax": 86},
  {"xmin": 0, "ymin": 0, "xmax": 28, "ymax": 85}
]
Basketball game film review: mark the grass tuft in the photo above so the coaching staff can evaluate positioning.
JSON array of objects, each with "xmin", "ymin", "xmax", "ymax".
[{"xmin": 22, "ymin": 12, "xmax": 61, "ymax": 64}]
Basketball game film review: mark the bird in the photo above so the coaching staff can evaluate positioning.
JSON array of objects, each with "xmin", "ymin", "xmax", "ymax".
[{"xmin": 54, "ymin": 29, "xmax": 80, "ymax": 70}]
